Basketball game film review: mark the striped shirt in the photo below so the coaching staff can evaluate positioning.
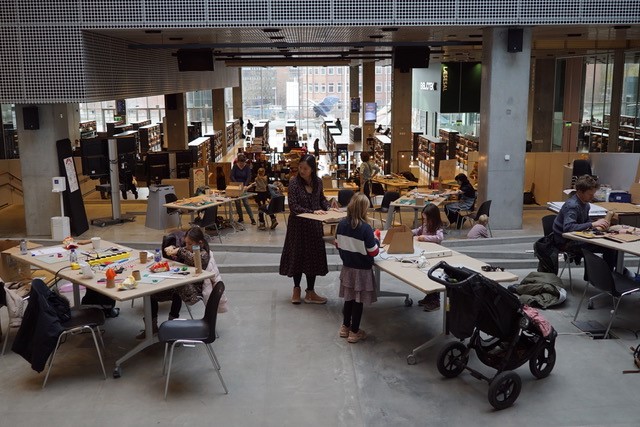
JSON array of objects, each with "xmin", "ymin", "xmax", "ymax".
[{"xmin": 335, "ymin": 219, "xmax": 379, "ymax": 270}]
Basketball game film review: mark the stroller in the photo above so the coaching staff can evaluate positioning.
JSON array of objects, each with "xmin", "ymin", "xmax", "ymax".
[{"xmin": 428, "ymin": 261, "xmax": 557, "ymax": 410}]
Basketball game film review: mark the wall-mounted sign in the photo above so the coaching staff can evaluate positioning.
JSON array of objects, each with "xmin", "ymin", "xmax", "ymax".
[{"xmin": 420, "ymin": 81, "xmax": 438, "ymax": 91}]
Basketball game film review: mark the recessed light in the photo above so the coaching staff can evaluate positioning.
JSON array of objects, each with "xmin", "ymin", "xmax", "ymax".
[
  {"xmin": 381, "ymin": 27, "xmax": 398, "ymax": 32},
  {"xmin": 369, "ymin": 34, "xmax": 384, "ymax": 39},
  {"xmin": 567, "ymin": 33, "xmax": 582, "ymax": 37},
  {"xmin": 144, "ymin": 30, "xmax": 162, "ymax": 34},
  {"xmin": 169, "ymin": 37, "xmax": 183, "ymax": 41},
  {"xmin": 446, "ymin": 34, "xmax": 457, "ymax": 38},
  {"xmin": 262, "ymin": 28, "xmax": 281, "ymax": 33},
  {"xmin": 468, "ymin": 34, "xmax": 482, "ymax": 38},
  {"xmin": 614, "ymin": 25, "xmax": 631, "ymax": 30},
  {"xmin": 270, "ymin": 36, "xmax": 285, "ymax": 40}
]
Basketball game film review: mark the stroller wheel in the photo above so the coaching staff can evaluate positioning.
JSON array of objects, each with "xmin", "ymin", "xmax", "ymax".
[
  {"xmin": 436, "ymin": 342, "xmax": 468, "ymax": 378},
  {"xmin": 488, "ymin": 371, "xmax": 521, "ymax": 410},
  {"xmin": 529, "ymin": 341, "xmax": 556, "ymax": 379}
]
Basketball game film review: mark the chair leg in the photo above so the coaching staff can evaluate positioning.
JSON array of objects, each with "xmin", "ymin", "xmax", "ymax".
[
  {"xmin": 567, "ymin": 261, "xmax": 573, "ymax": 293},
  {"xmin": 573, "ymin": 281, "xmax": 591, "ymax": 322},
  {"xmin": 1, "ymin": 308, "xmax": 10, "ymax": 356},
  {"xmin": 43, "ymin": 333, "xmax": 65, "ymax": 388},
  {"xmin": 164, "ymin": 341, "xmax": 178, "ymax": 400},
  {"xmin": 604, "ymin": 297, "xmax": 624, "ymax": 339},
  {"xmin": 88, "ymin": 326, "xmax": 107, "ymax": 380},
  {"xmin": 162, "ymin": 343, "xmax": 169, "ymax": 376},
  {"xmin": 206, "ymin": 344, "xmax": 228, "ymax": 394}
]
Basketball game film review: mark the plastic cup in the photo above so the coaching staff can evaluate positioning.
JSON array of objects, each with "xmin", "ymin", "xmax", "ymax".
[{"xmin": 91, "ymin": 237, "xmax": 101, "ymax": 250}]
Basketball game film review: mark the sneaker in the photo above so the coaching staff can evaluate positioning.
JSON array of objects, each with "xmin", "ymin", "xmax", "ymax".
[
  {"xmin": 417, "ymin": 296, "xmax": 429, "ymax": 306},
  {"xmin": 347, "ymin": 329, "xmax": 367, "ymax": 343},
  {"xmin": 238, "ymin": 218, "xmax": 244, "ymax": 223},
  {"xmin": 251, "ymin": 219, "xmax": 257, "ymax": 225},
  {"xmin": 423, "ymin": 298, "xmax": 441, "ymax": 312},
  {"xmin": 304, "ymin": 290, "xmax": 327, "ymax": 304},
  {"xmin": 270, "ymin": 220, "xmax": 279, "ymax": 230},
  {"xmin": 291, "ymin": 287, "xmax": 302, "ymax": 304},
  {"xmin": 258, "ymin": 222, "xmax": 266, "ymax": 231},
  {"xmin": 339, "ymin": 324, "xmax": 350, "ymax": 338}
]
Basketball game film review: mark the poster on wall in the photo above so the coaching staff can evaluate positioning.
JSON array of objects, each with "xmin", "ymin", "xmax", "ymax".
[{"xmin": 63, "ymin": 157, "xmax": 79, "ymax": 193}]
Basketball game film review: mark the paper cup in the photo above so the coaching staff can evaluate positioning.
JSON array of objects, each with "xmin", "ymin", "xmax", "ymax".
[
  {"xmin": 415, "ymin": 197, "xmax": 425, "ymax": 206},
  {"xmin": 91, "ymin": 237, "xmax": 101, "ymax": 250},
  {"xmin": 132, "ymin": 270, "xmax": 142, "ymax": 281},
  {"xmin": 139, "ymin": 251, "xmax": 148, "ymax": 263}
]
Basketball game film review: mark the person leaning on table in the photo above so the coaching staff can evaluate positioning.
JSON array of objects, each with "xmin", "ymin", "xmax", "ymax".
[
  {"xmin": 279, "ymin": 154, "xmax": 338, "ymax": 305},
  {"xmin": 444, "ymin": 173, "xmax": 476, "ymax": 228},
  {"xmin": 551, "ymin": 174, "xmax": 616, "ymax": 271}
]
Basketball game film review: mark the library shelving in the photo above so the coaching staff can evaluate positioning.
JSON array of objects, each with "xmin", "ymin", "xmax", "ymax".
[{"xmin": 138, "ymin": 123, "xmax": 161, "ymax": 153}]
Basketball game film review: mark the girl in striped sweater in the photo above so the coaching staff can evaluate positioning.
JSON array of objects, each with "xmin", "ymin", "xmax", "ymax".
[{"xmin": 335, "ymin": 193, "xmax": 379, "ymax": 343}]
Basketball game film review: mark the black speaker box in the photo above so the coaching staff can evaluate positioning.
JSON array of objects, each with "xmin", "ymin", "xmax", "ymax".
[
  {"xmin": 507, "ymin": 28, "xmax": 524, "ymax": 53},
  {"xmin": 177, "ymin": 48, "xmax": 214, "ymax": 72},
  {"xmin": 165, "ymin": 94, "xmax": 178, "ymax": 111},
  {"xmin": 393, "ymin": 47, "xmax": 430, "ymax": 73},
  {"xmin": 23, "ymin": 106, "xmax": 39, "ymax": 130}
]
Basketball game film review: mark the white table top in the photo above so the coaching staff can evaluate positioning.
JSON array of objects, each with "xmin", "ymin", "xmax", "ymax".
[
  {"xmin": 375, "ymin": 241, "xmax": 518, "ymax": 294},
  {"xmin": 563, "ymin": 232, "xmax": 640, "ymax": 257},
  {"xmin": 7, "ymin": 240, "xmax": 216, "ymax": 302}
]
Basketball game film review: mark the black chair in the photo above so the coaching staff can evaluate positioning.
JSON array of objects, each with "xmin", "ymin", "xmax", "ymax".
[
  {"xmin": 14, "ymin": 279, "xmax": 106, "ymax": 388},
  {"xmin": 573, "ymin": 249, "xmax": 640, "ymax": 339},
  {"xmin": 192, "ymin": 206, "xmax": 222, "ymax": 244},
  {"xmin": 373, "ymin": 191, "xmax": 400, "ymax": 226},
  {"xmin": 158, "ymin": 281, "xmax": 229, "ymax": 399},
  {"xmin": 337, "ymin": 189, "xmax": 355, "ymax": 208},
  {"xmin": 259, "ymin": 195, "xmax": 286, "ymax": 232},
  {"xmin": 165, "ymin": 193, "xmax": 183, "ymax": 230},
  {"xmin": 541, "ymin": 214, "xmax": 575, "ymax": 290}
]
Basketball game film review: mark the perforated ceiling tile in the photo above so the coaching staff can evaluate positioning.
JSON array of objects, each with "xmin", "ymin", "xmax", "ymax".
[
  {"xmin": 18, "ymin": 0, "xmax": 80, "ymax": 23},
  {"xmin": 145, "ymin": 0, "xmax": 207, "ymax": 24},
  {"xmin": 0, "ymin": 27, "xmax": 23, "ymax": 100},
  {"xmin": 210, "ymin": 0, "xmax": 266, "ymax": 24},
  {"xmin": 520, "ymin": 0, "xmax": 581, "ymax": 24},
  {"xmin": 333, "ymin": 0, "xmax": 392, "ymax": 24},
  {"xmin": 395, "ymin": 1, "xmax": 458, "ymax": 24},
  {"xmin": 0, "ymin": 1, "xmax": 18, "ymax": 24}
]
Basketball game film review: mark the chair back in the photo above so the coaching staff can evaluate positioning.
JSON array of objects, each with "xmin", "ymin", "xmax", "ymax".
[
  {"xmin": 582, "ymin": 249, "xmax": 615, "ymax": 293},
  {"xmin": 338, "ymin": 189, "xmax": 355, "ymax": 208},
  {"xmin": 162, "ymin": 230, "xmax": 186, "ymax": 257},
  {"xmin": 370, "ymin": 182, "xmax": 385, "ymax": 196},
  {"xmin": 203, "ymin": 281, "xmax": 225, "ymax": 344},
  {"xmin": 267, "ymin": 195, "xmax": 286, "ymax": 215},
  {"xmin": 165, "ymin": 193, "xmax": 179, "ymax": 215},
  {"xmin": 572, "ymin": 159, "xmax": 592, "ymax": 178},
  {"xmin": 541, "ymin": 214, "xmax": 557, "ymax": 236},
  {"xmin": 380, "ymin": 191, "xmax": 400, "ymax": 211},
  {"xmin": 199, "ymin": 206, "xmax": 218, "ymax": 228},
  {"xmin": 474, "ymin": 200, "xmax": 491, "ymax": 221}
]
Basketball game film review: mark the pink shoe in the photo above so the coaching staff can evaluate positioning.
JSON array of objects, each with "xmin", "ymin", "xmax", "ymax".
[
  {"xmin": 339, "ymin": 325, "xmax": 349, "ymax": 338},
  {"xmin": 347, "ymin": 329, "xmax": 367, "ymax": 343}
]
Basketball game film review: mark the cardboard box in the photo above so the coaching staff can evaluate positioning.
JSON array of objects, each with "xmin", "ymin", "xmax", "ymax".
[
  {"xmin": 226, "ymin": 183, "xmax": 244, "ymax": 197},
  {"xmin": 0, "ymin": 240, "xmax": 40, "ymax": 282}
]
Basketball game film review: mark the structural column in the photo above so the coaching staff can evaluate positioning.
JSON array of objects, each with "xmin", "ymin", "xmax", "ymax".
[
  {"xmin": 607, "ymin": 49, "xmax": 625, "ymax": 152},
  {"xmin": 212, "ymin": 88, "xmax": 227, "ymax": 152},
  {"xmin": 531, "ymin": 59, "xmax": 555, "ymax": 152},
  {"xmin": 164, "ymin": 93, "xmax": 188, "ymax": 150},
  {"xmin": 391, "ymin": 67, "xmax": 412, "ymax": 172},
  {"xmin": 16, "ymin": 104, "xmax": 76, "ymax": 236},
  {"xmin": 478, "ymin": 27, "xmax": 532, "ymax": 230},
  {"xmin": 232, "ymin": 69, "xmax": 243, "ymax": 121},
  {"xmin": 349, "ymin": 65, "xmax": 360, "ymax": 132},
  {"xmin": 560, "ymin": 58, "xmax": 584, "ymax": 151},
  {"xmin": 362, "ymin": 62, "xmax": 376, "ymax": 146}
]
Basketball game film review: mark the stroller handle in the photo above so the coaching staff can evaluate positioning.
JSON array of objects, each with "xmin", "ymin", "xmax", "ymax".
[{"xmin": 427, "ymin": 260, "xmax": 481, "ymax": 286}]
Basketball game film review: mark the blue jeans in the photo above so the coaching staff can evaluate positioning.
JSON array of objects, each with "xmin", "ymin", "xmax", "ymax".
[{"xmin": 234, "ymin": 198, "xmax": 254, "ymax": 221}]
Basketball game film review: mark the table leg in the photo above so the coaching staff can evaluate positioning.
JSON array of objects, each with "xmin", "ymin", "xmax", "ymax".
[
  {"xmin": 374, "ymin": 267, "xmax": 413, "ymax": 305},
  {"xmin": 113, "ymin": 295, "xmax": 158, "ymax": 378},
  {"xmin": 406, "ymin": 288, "xmax": 448, "ymax": 365},
  {"xmin": 72, "ymin": 283, "xmax": 81, "ymax": 308}
]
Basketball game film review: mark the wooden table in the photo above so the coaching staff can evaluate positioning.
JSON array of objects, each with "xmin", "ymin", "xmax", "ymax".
[
  {"xmin": 372, "ymin": 175, "xmax": 417, "ymax": 193},
  {"xmin": 374, "ymin": 241, "xmax": 518, "ymax": 364},
  {"xmin": 562, "ymin": 231, "xmax": 640, "ymax": 272},
  {"xmin": 385, "ymin": 191, "xmax": 453, "ymax": 230},
  {"xmin": 7, "ymin": 240, "xmax": 217, "ymax": 378},
  {"xmin": 164, "ymin": 192, "xmax": 257, "ymax": 232}
]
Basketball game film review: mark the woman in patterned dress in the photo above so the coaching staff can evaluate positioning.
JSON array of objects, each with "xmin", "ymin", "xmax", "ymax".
[{"xmin": 279, "ymin": 154, "xmax": 335, "ymax": 304}]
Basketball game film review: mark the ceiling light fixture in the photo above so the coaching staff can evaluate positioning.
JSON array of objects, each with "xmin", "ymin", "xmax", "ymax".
[
  {"xmin": 369, "ymin": 35, "xmax": 384, "ymax": 39},
  {"xmin": 614, "ymin": 25, "xmax": 631, "ymax": 30},
  {"xmin": 270, "ymin": 36, "xmax": 285, "ymax": 40},
  {"xmin": 168, "ymin": 37, "xmax": 183, "ymax": 41},
  {"xmin": 262, "ymin": 28, "xmax": 281, "ymax": 33},
  {"xmin": 144, "ymin": 29, "xmax": 162, "ymax": 34},
  {"xmin": 567, "ymin": 33, "xmax": 582, "ymax": 37},
  {"xmin": 468, "ymin": 34, "xmax": 482, "ymax": 38},
  {"xmin": 381, "ymin": 27, "xmax": 399, "ymax": 32}
]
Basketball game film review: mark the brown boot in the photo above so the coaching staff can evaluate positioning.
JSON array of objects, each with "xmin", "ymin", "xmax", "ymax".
[
  {"xmin": 135, "ymin": 317, "xmax": 158, "ymax": 339},
  {"xmin": 291, "ymin": 287, "xmax": 302, "ymax": 304},
  {"xmin": 304, "ymin": 290, "xmax": 327, "ymax": 304}
]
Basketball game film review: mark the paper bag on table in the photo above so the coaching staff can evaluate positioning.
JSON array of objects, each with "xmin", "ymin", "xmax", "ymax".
[{"xmin": 382, "ymin": 225, "xmax": 414, "ymax": 254}]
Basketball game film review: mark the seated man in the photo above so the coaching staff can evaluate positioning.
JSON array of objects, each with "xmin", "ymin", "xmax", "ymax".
[{"xmin": 552, "ymin": 174, "xmax": 616, "ymax": 270}]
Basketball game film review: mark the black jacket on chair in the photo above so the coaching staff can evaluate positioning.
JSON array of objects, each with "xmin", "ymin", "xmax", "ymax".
[{"xmin": 12, "ymin": 280, "xmax": 65, "ymax": 372}]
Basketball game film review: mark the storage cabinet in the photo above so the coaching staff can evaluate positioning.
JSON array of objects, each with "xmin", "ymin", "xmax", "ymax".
[
  {"xmin": 417, "ymin": 135, "xmax": 447, "ymax": 181},
  {"xmin": 138, "ymin": 123, "xmax": 161, "ymax": 153}
]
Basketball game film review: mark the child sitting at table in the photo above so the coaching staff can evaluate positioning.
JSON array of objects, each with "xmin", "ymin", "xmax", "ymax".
[
  {"xmin": 467, "ymin": 214, "xmax": 490, "ymax": 239},
  {"xmin": 136, "ymin": 227, "xmax": 225, "ymax": 339},
  {"xmin": 412, "ymin": 204, "xmax": 444, "ymax": 311}
]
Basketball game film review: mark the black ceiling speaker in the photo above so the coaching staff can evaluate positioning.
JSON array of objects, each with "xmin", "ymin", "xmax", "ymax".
[
  {"xmin": 507, "ymin": 29, "xmax": 524, "ymax": 53},
  {"xmin": 23, "ymin": 106, "xmax": 39, "ymax": 130},
  {"xmin": 393, "ymin": 46, "xmax": 430, "ymax": 73},
  {"xmin": 177, "ymin": 48, "xmax": 214, "ymax": 71}
]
